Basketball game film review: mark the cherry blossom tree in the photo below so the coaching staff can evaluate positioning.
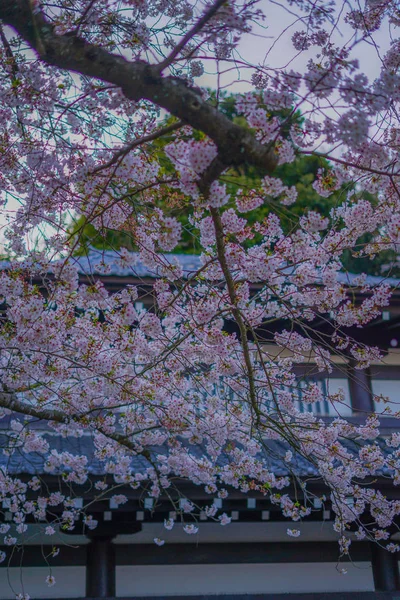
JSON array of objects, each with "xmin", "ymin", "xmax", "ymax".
[{"xmin": 0, "ymin": 0, "xmax": 400, "ymax": 583}]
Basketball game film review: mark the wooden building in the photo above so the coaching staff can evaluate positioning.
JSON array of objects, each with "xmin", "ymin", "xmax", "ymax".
[{"xmin": 2, "ymin": 251, "xmax": 400, "ymax": 599}]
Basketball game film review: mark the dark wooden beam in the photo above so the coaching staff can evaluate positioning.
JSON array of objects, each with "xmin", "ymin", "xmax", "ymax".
[
  {"xmin": 0, "ymin": 542, "xmax": 371, "ymax": 567},
  {"xmin": 348, "ymin": 359, "xmax": 374, "ymax": 413},
  {"xmin": 370, "ymin": 543, "xmax": 400, "ymax": 592},
  {"xmin": 114, "ymin": 541, "xmax": 371, "ymax": 565},
  {"xmin": 370, "ymin": 365, "xmax": 400, "ymax": 380},
  {"xmin": 86, "ymin": 535, "xmax": 116, "ymax": 598}
]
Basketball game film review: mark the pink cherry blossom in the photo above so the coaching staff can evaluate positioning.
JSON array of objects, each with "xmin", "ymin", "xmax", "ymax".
[{"xmin": 0, "ymin": 0, "xmax": 398, "ymax": 585}]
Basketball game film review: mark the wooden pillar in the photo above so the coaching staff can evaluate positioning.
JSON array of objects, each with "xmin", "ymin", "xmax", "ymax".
[
  {"xmin": 370, "ymin": 542, "xmax": 400, "ymax": 591},
  {"xmin": 86, "ymin": 535, "xmax": 116, "ymax": 598},
  {"xmin": 347, "ymin": 359, "xmax": 374, "ymax": 414}
]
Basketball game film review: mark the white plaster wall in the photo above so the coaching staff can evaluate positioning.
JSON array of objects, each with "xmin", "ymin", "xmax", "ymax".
[
  {"xmin": 371, "ymin": 350, "xmax": 400, "ymax": 366},
  {"xmin": 4, "ymin": 521, "xmax": 347, "ymax": 547},
  {"xmin": 325, "ymin": 378, "xmax": 352, "ymax": 416},
  {"xmin": 371, "ymin": 379, "xmax": 400, "ymax": 413},
  {"xmin": 117, "ymin": 562, "xmax": 374, "ymax": 596},
  {"xmin": 0, "ymin": 566, "xmax": 85, "ymax": 599},
  {"xmin": 0, "ymin": 561, "xmax": 374, "ymax": 598},
  {"xmin": 116, "ymin": 521, "xmax": 347, "ymax": 545}
]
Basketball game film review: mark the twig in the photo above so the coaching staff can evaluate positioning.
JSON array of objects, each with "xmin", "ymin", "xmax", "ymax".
[
  {"xmin": 157, "ymin": 0, "xmax": 226, "ymax": 72},
  {"xmin": 90, "ymin": 121, "xmax": 183, "ymax": 175}
]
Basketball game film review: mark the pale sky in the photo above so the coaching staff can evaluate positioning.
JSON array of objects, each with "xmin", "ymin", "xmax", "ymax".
[{"xmin": 198, "ymin": 0, "xmax": 392, "ymax": 92}]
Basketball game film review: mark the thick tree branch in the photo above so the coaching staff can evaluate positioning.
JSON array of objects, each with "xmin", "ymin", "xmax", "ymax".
[
  {"xmin": 0, "ymin": 0, "xmax": 278, "ymax": 174},
  {"xmin": 0, "ymin": 392, "xmax": 151, "ymax": 460},
  {"xmin": 0, "ymin": 23, "xmax": 18, "ymax": 78},
  {"xmin": 209, "ymin": 207, "xmax": 260, "ymax": 419},
  {"xmin": 197, "ymin": 155, "xmax": 228, "ymax": 197}
]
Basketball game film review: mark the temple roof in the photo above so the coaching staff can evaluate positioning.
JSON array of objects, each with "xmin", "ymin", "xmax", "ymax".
[
  {"xmin": 0, "ymin": 429, "xmax": 394, "ymax": 480},
  {"xmin": 1, "ymin": 249, "xmax": 400, "ymax": 288}
]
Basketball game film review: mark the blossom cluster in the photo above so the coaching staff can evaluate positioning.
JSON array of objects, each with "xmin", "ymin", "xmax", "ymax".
[{"xmin": 0, "ymin": 0, "xmax": 399, "ymax": 594}]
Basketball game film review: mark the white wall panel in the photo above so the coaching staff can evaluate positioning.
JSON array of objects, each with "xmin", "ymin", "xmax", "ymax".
[
  {"xmin": 371, "ymin": 379, "xmax": 400, "ymax": 413},
  {"xmin": 116, "ymin": 521, "xmax": 347, "ymax": 544},
  {"xmin": 0, "ymin": 566, "xmax": 85, "ymax": 599},
  {"xmin": 117, "ymin": 562, "xmax": 374, "ymax": 596},
  {"xmin": 325, "ymin": 378, "xmax": 352, "ymax": 416}
]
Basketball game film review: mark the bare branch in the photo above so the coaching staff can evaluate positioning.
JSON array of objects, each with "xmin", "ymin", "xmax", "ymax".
[
  {"xmin": 90, "ymin": 120, "xmax": 183, "ymax": 175},
  {"xmin": 157, "ymin": 0, "xmax": 226, "ymax": 72}
]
